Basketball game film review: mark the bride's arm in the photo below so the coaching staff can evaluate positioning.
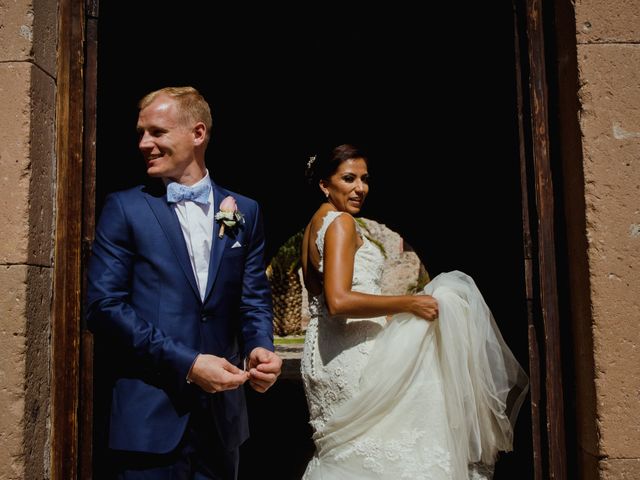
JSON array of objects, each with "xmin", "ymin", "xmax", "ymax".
[{"xmin": 323, "ymin": 214, "xmax": 438, "ymax": 321}]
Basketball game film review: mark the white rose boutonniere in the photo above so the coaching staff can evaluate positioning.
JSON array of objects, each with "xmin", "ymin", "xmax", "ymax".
[{"xmin": 215, "ymin": 195, "xmax": 245, "ymax": 238}]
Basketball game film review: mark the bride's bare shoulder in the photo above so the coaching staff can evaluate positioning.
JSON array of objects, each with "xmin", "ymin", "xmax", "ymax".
[{"xmin": 309, "ymin": 205, "xmax": 338, "ymax": 229}]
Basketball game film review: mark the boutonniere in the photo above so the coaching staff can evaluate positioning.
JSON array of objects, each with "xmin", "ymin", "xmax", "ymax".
[{"xmin": 215, "ymin": 195, "xmax": 245, "ymax": 238}]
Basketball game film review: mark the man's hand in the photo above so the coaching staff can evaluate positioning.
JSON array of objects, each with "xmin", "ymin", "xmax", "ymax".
[
  {"xmin": 247, "ymin": 347, "xmax": 282, "ymax": 393},
  {"xmin": 187, "ymin": 354, "xmax": 250, "ymax": 393}
]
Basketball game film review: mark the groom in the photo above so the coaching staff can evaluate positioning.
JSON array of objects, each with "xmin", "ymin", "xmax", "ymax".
[{"xmin": 86, "ymin": 86, "xmax": 281, "ymax": 479}]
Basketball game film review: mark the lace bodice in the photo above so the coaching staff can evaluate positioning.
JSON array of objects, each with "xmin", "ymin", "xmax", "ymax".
[
  {"xmin": 315, "ymin": 211, "xmax": 384, "ymax": 295},
  {"xmin": 301, "ymin": 211, "xmax": 386, "ymax": 434}
]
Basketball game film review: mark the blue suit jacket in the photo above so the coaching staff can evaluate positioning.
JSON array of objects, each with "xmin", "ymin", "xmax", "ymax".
[{"xmin": 86, "ymin": 179, "xmax": 274, "ymax": 454}]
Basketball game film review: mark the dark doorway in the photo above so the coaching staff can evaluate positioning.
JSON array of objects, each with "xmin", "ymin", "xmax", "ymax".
[{"xmin": 96, "ymin": 3, "xmax": 532, "ymax": 478}]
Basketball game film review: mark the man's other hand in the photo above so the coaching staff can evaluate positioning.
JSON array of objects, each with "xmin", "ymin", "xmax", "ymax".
[
  {"xmin": 188, "ymin": 354, "xmax": 250, "ymax": 393},
  {"xmin": 247, "ymin": 347, "xmax": 282, "ymax": 393}
]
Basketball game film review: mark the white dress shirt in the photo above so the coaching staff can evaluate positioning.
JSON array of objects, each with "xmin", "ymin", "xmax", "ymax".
[{"xmin": 170, "ymin": 171, "xmax": 214, "ymax": 301}]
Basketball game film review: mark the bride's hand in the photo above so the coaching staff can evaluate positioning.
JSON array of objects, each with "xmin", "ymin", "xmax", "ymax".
[{"xmin": 411, "ymin": 294, "xmax": 439, "ymax": 321}]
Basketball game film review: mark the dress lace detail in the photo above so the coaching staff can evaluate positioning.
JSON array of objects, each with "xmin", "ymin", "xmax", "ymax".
[
  {"xmin": 301, "ymin": 211, "xmax": 386, "ymax": 434},
  {"xmin": 301, "ymin": 212, "xmax": 528, "ymax": 479},
  {"xmin": 333, "ymin": 429, "xmax": 453, "ymax": 479}
]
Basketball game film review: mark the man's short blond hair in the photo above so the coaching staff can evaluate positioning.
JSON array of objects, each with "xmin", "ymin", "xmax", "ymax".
[{"xmin": 139, "ymin": 86, "xmax": 213, "ymax": 144}]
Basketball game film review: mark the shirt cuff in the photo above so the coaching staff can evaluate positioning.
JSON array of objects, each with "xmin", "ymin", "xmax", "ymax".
[{"xmin": 185, "ymin": 353, "xmax": 200, "ymax": 384}]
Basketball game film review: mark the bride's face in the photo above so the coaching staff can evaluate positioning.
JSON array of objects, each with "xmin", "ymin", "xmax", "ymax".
[{"xmin": 321, "ymin": 158, "xmax": 369, "ymax": 215}]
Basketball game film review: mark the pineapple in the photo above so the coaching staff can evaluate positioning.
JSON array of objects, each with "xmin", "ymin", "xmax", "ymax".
[{"xmin": 267, "ymin": 229, "xmax": 304, "ymax": 336}]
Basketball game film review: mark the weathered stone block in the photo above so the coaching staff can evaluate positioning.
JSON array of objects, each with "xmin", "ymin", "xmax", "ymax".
[
  {"xmin": 0, "ymin": 265, "xmax": 28, "ymax": 479},
  {"xmin": 0, "ymin": 63, "xmax": 31, "ymax": 264},
  {"xmin": 32, "ymin": 0, "xmax": 58, "ymax": 77},
  {"xmin": 576, "ymin": 0, "xmax": 640, "ymax": 44},
  {"xmin": 600, "ymin": 457, "xmax": 640, "ymax": 479},
  {"xmin": 0, "ymin": 0, "xmax": 34, "ymax": 63},
  {"xmin": 28, "ymin": 65, "xmax": 55, "ymax": 267},
  {"xmin": 578, "ymin": 44, "xmax": 640, "ymax": 458},
  {"xmin": 23, "ymin": 265, "xmax": 52, "ymax": 480}
]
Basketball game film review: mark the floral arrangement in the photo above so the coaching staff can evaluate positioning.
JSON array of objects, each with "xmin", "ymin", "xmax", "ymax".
[{"xmin": 215, "ymin": 196, "xmax": 244, "ymax": 238}]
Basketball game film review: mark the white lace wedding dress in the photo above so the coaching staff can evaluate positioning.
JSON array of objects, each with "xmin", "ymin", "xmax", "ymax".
[{"xmin": 301, "ymin": 211, "xmax": 529, "ymax": 479}]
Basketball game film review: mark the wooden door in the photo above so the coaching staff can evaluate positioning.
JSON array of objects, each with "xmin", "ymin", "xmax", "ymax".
[{"xmin": 50, "ymin": 0, "xmax": 573, "ymax": 478}]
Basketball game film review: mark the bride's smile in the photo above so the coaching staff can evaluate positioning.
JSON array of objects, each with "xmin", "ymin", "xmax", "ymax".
[{"xmin": 319, "ymin": 157, "xmax": 369, "ymax": 215}]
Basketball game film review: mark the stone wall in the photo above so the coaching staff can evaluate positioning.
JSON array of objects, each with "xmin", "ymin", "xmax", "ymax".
[
  {"xmin": 0, "ymin": 1, "xmax": 637, "ymax": 479},
  {"xmin": 573, "ymin": 1, "xmax": 640, "ymax": 478},
  {"xmin": 0, "ymin": 0, "xmax": 57, "ymax": 478}
]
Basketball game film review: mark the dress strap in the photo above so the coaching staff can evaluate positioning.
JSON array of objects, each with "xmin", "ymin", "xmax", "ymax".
[{"xmin": 315, "ymin": 211, "xmax": 351, "ymax": 272}]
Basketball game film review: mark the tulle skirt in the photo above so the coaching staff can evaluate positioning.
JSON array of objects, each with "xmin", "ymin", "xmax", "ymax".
[{"xmin": 303, "ymin": 271, "xmax": 529, "ymax": 480}]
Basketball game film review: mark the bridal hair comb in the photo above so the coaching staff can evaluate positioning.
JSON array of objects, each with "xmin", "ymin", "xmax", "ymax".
[
  {"xmin": 307, "ymin": 155, "xmax": 317, "ymax": 169},
  {"xmin": 305, "ymin": 155, "xmax": 317, "ymax": 183}
]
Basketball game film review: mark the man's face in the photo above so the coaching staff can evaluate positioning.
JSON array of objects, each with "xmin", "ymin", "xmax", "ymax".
[{"xmin": 136, "ymin": 95, "xmax": 198, "ymax": 183}]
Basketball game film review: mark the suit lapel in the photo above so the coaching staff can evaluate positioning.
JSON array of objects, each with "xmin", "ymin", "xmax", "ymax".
[
  {"xmin": 204, "ymin": 183, "xmax": 228, "ymax": 302},
  {"xmin": 145, "ymin": 191, "xmax": 201, "ymax": 300}
]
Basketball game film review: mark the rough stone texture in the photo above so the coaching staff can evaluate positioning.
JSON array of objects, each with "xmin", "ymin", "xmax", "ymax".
[
  {"xmin": 0, "ymin": 265, "xmax": 51, "ymax": 480},
  {"xmin": 575, "ymin": 0, "xmax": 640, "ymax": 44},
  {"xmin": 0, "ymin": 2, "xmax": 56, "ymax": 479},
  {"xmin": 600, "ymin": 458, "xmax": 640, "ymax": 479},
  {"xmin": 0, "ymin": 63, "xmax": 31, "ymax": 265},
  {"xmin": 0, "ymin": 265, "xmax": 29, "ymax": 480},
  {"xmin": 578, "ymin": 44, "xmax": 640, "ymax": 460},
  {"xmin": 28, "ymin": 65, "xmax": 56, "ymax": 267},
  {"xmin": 23, "ymin": 266, "xmax": 51, "ymax": 480},
  {"xmin": 0, "ymin": 0, "xmax": 56, "ymax": 74},
  {"xmin": 31, "ymin": 0, "xmax": 58, "ymax": 76},
  {"xmin": 0, "ymin": 0, "xmax": 34, "ymax": 63}
]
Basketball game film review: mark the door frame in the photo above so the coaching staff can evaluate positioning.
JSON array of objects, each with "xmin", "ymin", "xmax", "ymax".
[{"xmin": 51, "ymin": 0, "xmax": 572, "ymax": 478}]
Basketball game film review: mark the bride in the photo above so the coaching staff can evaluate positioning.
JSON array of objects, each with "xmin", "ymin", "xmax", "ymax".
[{"xmin": 299, "ymin": 144, "xmax": 529, "ymax": 479}]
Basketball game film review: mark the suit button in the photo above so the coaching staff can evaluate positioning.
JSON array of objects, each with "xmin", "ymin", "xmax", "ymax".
[{"xmin": 201, "ymin": 315, "xmax": 208, "ymax": 323}]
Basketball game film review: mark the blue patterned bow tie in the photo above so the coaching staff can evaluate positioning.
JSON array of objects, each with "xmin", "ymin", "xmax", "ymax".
[{"xmin": 166, "ymin": 181, "xmax": 211, "ymax": 205}]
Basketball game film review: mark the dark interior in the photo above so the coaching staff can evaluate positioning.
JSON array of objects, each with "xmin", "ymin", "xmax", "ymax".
[{"xmin": 95, "ymin": 3, "xmax": 532, "ymax": 478}]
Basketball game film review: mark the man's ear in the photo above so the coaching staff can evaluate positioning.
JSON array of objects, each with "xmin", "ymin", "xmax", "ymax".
[{"xmin": 193, "ymin": 122, "xmax": 206, "ymax": 146}]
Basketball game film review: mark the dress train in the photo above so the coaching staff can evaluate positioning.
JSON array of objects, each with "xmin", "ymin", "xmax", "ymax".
[{"xmin": 304, "ymin": 271, "xmax": 529, "ymax": 479}]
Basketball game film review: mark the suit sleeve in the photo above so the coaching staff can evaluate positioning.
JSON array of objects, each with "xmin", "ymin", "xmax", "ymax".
[
  {"xmin": 85, "ymin": 193, "xmax": 199, "ymax": 383},
  {"xmin": 240, "ymin": 202, "xmax": 275, "ymax": 356}
]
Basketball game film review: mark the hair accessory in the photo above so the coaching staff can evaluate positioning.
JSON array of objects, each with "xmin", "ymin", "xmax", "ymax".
[{"xmin": 307, "ymin": 155, "xmax": 317, "ymax": 170}]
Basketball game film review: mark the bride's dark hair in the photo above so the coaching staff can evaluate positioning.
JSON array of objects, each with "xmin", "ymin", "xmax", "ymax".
[{"xmin": 305, "ymin": 143, "xmax": 369, "ymax": 184}]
